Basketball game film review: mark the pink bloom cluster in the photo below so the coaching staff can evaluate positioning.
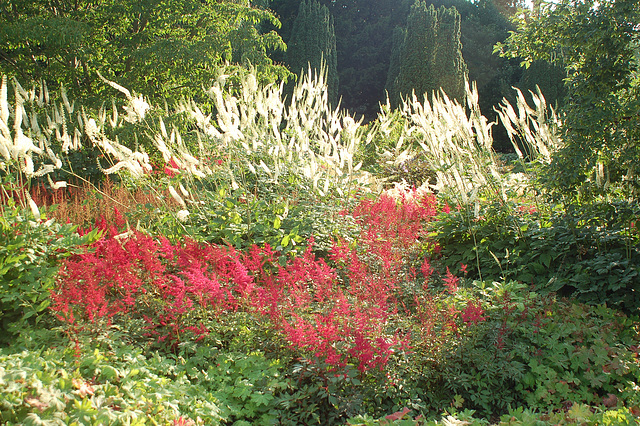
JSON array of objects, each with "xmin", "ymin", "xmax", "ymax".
[{"xmin": 52, "ymin": 188, "xmax": 480, "ymax": 371}]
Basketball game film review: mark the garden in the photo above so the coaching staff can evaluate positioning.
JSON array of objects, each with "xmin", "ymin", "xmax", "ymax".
[
  {"xmin": 0, "ymin": 55, "xmax": 639, "ymax": 425},
  {"xmin": 2, "ymin": 1, "xmax": 640, "ymax": 423}
]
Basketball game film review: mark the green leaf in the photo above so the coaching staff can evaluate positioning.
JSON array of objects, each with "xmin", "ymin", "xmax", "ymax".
[
  {"xmin": 99, "ymin": 365, "xmax": 119, "ymax": 381},
  {"xmin": 250, "ymin": 392, "xmax": 273, "ymax": 407}
]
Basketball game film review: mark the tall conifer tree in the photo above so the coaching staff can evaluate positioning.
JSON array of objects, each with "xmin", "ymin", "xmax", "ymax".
[
  {"xmin": 385, "ymin": 26, "xmax": 407, "ymax": 98},
  {"xmin": 433, "ymin": 6, "xmax": 468, "ymax": 102},
  {"xmin": 387, "ymin": 1, "xmax": 467, "ymax": 105},
  {"xmin": 286, "ymin": 0, "xmax": 338, "ymax": 105}
]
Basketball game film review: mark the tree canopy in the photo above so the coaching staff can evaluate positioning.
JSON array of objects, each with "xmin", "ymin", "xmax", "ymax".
[
  {"xmin": 0, "ymin": 0, "xmax": 288, "ymax": 101},
  {"xmin": 497, "ymin": 0, "xmax": 640, "ymax": 199}
]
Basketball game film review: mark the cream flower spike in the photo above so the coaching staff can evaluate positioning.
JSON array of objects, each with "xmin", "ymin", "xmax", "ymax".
[
  {"xmin": 96, "ymin": 70, "xmax": 131, "ymax": 98},
  {"xmin": 96, "ymin": 71, "xmax": 149, "ymax": 123}
]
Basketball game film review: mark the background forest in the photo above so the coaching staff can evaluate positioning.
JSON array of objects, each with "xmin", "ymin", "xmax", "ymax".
[
  {"xmin": 270, "ymin": 0, "xmax": 565, "ymax": 144},
  {"xmin": 1, "ymin": 0, "xmax": 567, "ymax": 150},
  {"xmin": 1, "ymin": 0, "xmax": 640, "ymax": 425}
]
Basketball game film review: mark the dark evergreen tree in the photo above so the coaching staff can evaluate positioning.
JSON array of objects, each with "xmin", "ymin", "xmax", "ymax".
[
  {"xmin": 433, "ymin": 5, "xmax": 468, "ymax": 102},
  {"xmin": 271, "ymin": 0, "xmax": 413, "ymax": 118},
  {"xmin": 325, "ymin": 0, "xmax": 414, "ymax": 118},
  {"xmin": 269, "ymin": 0, "xmax": 529, "ymax": 130},
  {"xmin": 385, "ymin": 26, "xmax": 406, "ymax": 99},
  {"xmin": 387, "ymin": 1, "xmax": 467, "ymax": 105},
  {"xmin": 286, "ymin": 0, "xmax": 339, "ymax": 105}
]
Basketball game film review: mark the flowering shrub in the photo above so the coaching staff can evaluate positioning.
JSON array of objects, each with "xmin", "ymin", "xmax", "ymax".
[
  {"xmin": 46, "ymin": 187, "xmax": 640, "ymax": 423},
  {"xmin": 0, "ymin": 199, "xmax": 100, "ymax": 344},
  {"xmin": 51, "ymin": 188, "xmax": 448, "ymax": 372}
]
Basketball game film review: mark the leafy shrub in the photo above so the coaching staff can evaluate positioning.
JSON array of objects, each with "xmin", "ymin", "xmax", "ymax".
[
  {"xmin": 431, "ymin": 199, "xmax": 529, "ymax": 283},
  {"xmin": 360, "ymin": 280, "xmax": 640, "ymax": 420},
  {"xmin": 452, "ymin": 282, "xmax": 639, "ymax": 416},
  {"xmin": 512, "ymin": 300, "xmax": 639, "ymax": 410},
  {"xmin": 177, "ymin": 171, "xmax": 357, "ymax": 258},
  {"xmin": 432, "ymin": 198, "xmax": 640, "ymax": 313},
  {"xmin": 539, "ymin": 201, "xmax": 640, "ymax": 312},
  {"xmin": 0, "ymin": 343, "xmax": 220, "ymax": 425},
  {"xmin": 0, "ymin": 200, "xmax": 99, "ymax": 345},
  {"xmin": 176, "ymin": 344, "xmax": 290, "ymax": 425}
]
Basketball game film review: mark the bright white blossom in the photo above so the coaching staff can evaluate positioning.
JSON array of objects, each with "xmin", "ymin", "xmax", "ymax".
[{"xmin": 176, "ymin": 209, "xmax": 190, "ymax": 222}]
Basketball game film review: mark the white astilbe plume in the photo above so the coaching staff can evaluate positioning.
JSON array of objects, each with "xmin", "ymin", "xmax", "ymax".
[
  {"xmin": 97, "ymin": 71, "xmax": 149, "ymax": 123},
  {"xmin": 442, "ymin": 416, "xmax": 470, "ymax": 426},
  {"xmin": 162, "ymin": 63, "xmax": 370, "ymax": 196},
  {"xmin": 168, "ymin": 185, "xmax": 187, "ymax": 208},
  {"xmin": 496, "ymin": 86, "xmax": 562, "ymax": 163},
  {"xmin": 84, "ymin": 116, "xmax": 151, "ymax": 177},
  {"xmin": 0, "ymin": 75, "xmax": 64, "ymax": 178},
  {"xmin": 26, "ymin": 193, "xmax": 40, "ymax": 221},
  {"xmin": 176, "ymin": 209, "xmax": 190, "ymax": 222},
  {"xmin": 47, "ymin": 175, "xmax": 67, "ymax": 190},
  {"xmin": 378, "ymin": 82, "xmax": 503, "ymax": 206}
]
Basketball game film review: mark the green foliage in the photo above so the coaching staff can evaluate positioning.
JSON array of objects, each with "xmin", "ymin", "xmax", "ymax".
[
  {"xmin": 398, "ymin": 281, "xmax": 640, "ymax": 419},
  {"xmin": 0, "ymin": 198, "xmax": 100, "ymax": 345},
  {"xmin": 0, "ymin": 343, "xmax": 220, "ymax": 425},
  {"xmin": 431, "ymin": 199, "xmax": 535, "ymax": 283},
  {"xmin": 276, "ymin": 359, "xmax": 369, "ymax": 425},
  {"xmin": 147, "ymin": 171, "xmax": 357, "ymax": 259},
  {"xmin": 379, "ymin": 154, "xmax": 437, "ymax": 189},
  {"xmin": 514, "ymin": 301, "xmax": 638, "ymax": 410},
  {"xmin": 272, "ymin": 0, "xmax": 519, "ymax": 123},
  {"xmin": 384, "ymin": 26, "xmax": 407, "ymax": 105},
  {"xmin": 496, "ymin": 0, "xmax": 640, "ymax": 200},
  {"xmin": 286, "ymin": 0, "xmax": 339, "ymax": 105},
  {"xmin": 206, "ymin": 188, "xmax": 345, "ymax": 256},
  {"xmin": 0, "ymin": 0, "xmax": 288, "ymax": 102},
  {"xmin": 387, "ymin": 1, "xmax": 468, "ymax": 105},
  {"xmin": 0, "ymin": 324, "xmax": 295, "ymax": 425},
  {"xmin": 432, "ymin": 198, "xmax": 640, "ymax": 313},
  {"xmin": 320, "ymin": 0, "xmax": 414, "ymax": 118},
  {"xmin": 499, "ymin": 405, "xmax": 640, "ymax": 426},
  {"xmin": 178, "ymin": 345, "xmax": 290, "ymax": 425}
]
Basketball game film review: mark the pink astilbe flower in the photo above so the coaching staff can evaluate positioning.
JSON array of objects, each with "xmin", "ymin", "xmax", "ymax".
[
  {"xmin": 420, "ymin": 258, "xmax": 434, "ymax": 287},
  {"xmin": 462, "ymin": 300, "xmax": 486, "ymax": 325},
  {"xmin": 443, "ymin": 267, "xmax": 459, "ymax": 294},
  {"xmin": 243, "ymin": 243, "xmax": 276, "ymax": 273},
  {"xmin": 460, "ymin": 263, "xmax": 468, "ymax": 275},
  {"xmin": 180, "ymin": 268, "xmax": 225, "ymax": 309},
  {"xmin": 52, "ymin": 189, "xmax": 450, "ymax": 371},
  {"xmin": 52, "ymin": 231, "xmax": 253, "ymax": 345},
  {"xmin": 328, "ymin": 240, "xmax": 351, "ymax": 265}
]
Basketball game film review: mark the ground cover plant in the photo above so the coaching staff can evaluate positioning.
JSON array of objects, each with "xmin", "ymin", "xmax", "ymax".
[{"xmin": 1, "ymin": 59, "xmax": 639, "ymax": 426}]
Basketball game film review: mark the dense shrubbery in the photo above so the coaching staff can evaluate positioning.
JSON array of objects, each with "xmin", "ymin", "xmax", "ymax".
[
  {"xmin": 433, "ymin": 199, "xmax": 640, "ymax": 314},
  {"xmin": 0, "ymin": 197, "xmax": 100, "ymax": 345},
  {"xmin": 1, "ymin": 67, "xmax": 639, "ymax": 425}
]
